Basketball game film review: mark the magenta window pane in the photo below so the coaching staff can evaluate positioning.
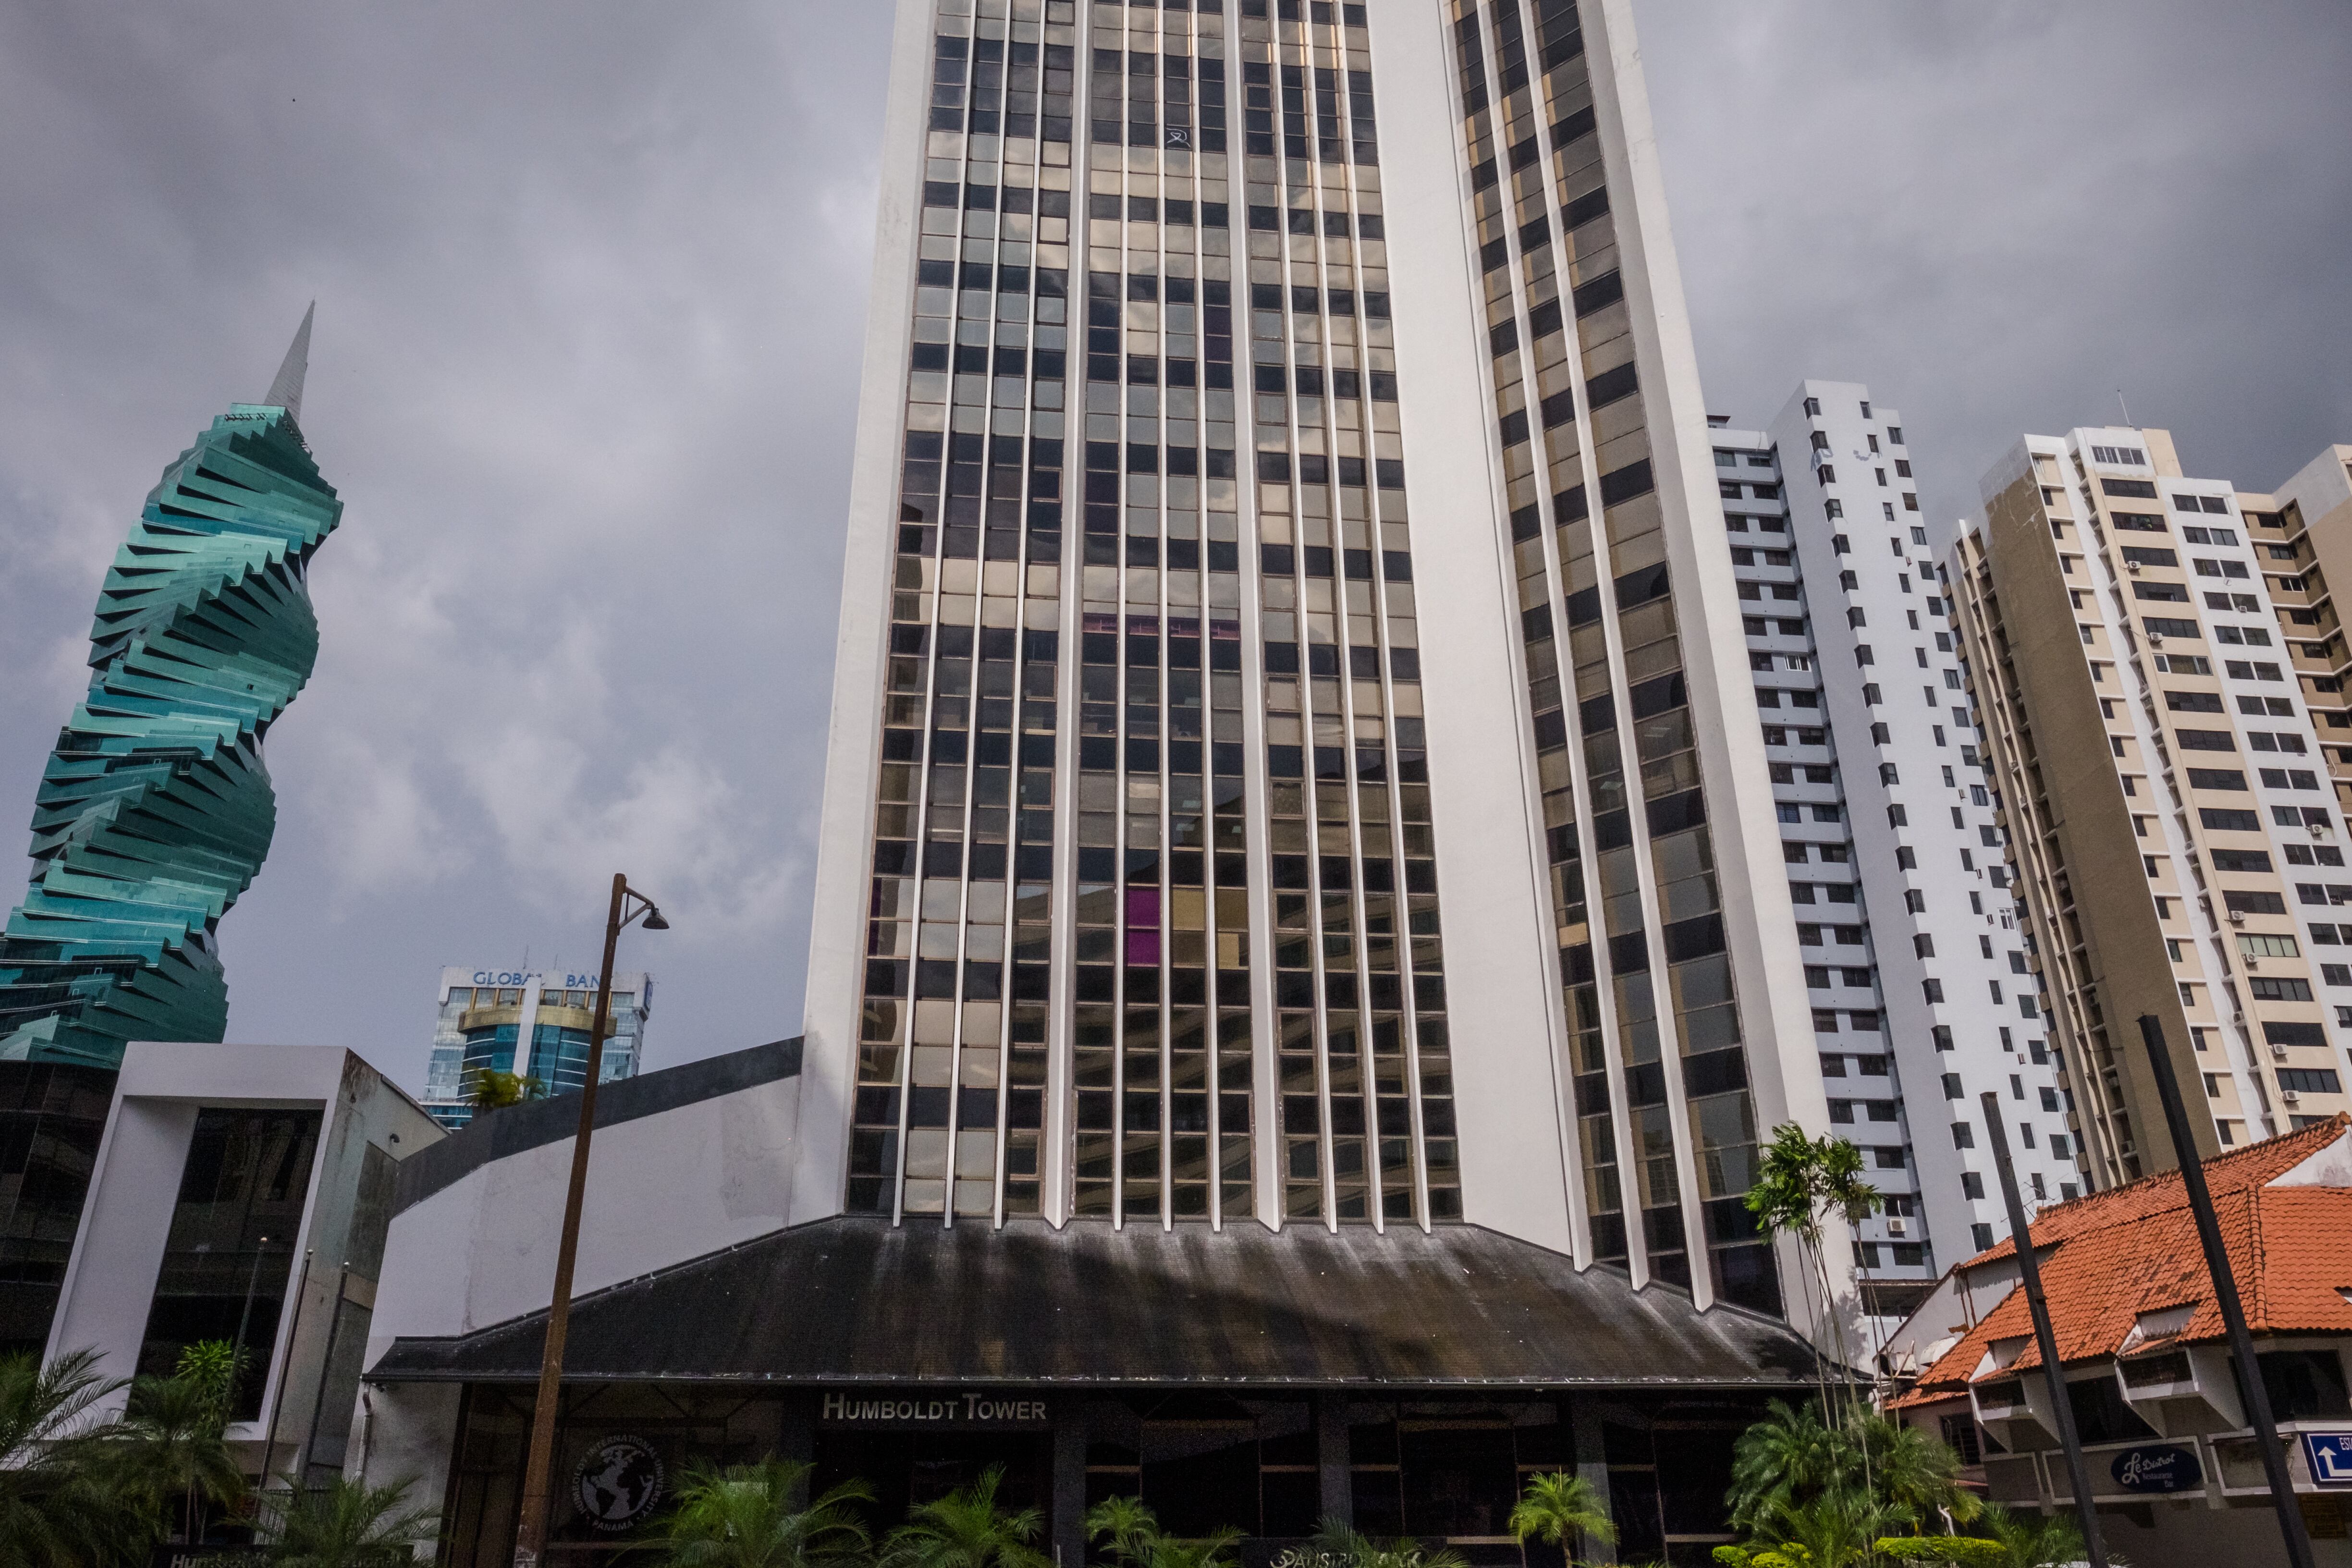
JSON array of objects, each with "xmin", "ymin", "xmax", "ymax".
[{"xmin": 1125, "ymin": 877, "xmax": 1162, "ymax": 964}]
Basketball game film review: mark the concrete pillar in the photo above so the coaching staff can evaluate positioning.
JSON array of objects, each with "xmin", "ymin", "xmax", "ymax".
[
  {"xmin": 1570, "ymin": 1399, "xmax": 1616, "ymax": 1565},
  {"xmin": 351, "ymin": 1378, "xmax": 463, "ymax": 1500},
  {"xmin": 1053, "ymin": 1405, "xmax": 1088, "ymax": 1568},
  {"xmin": 780, "ymin": 1394, "xmax": 815, "ymax": 1506},
  {"xmin": 1316, "ymin": 1392, "xmax": 1352, "ymax": 1529}
]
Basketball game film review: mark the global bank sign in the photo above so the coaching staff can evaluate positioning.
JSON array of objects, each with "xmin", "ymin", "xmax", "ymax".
[{"xmin": 469, "ymin": 971, "xmax": 608, "ymax": 990}]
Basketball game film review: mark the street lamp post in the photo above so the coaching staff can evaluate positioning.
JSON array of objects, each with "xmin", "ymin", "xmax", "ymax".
[
  {"xmin": 2135, "ymin": 1014, "xmax": 2315, "ymax": 1568},
  {"xmin": 1978, "ymin": 1092, "xmax": 2106, "ymax": 1568},
  {"xmin": 510, "ymin": 873, "xmax": 667, "ymax": 1568}
]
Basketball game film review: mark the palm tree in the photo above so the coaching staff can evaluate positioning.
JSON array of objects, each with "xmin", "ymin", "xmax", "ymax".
[
  {"xmin": 1752, "ymin": 1487, "xmax": 1906, "ymax": 1568},
  {"xmin": 172, "ymin": 1339, "xmax": 245, "ymax": 1423},
  {"xmin": 1728, "ymin": 1403, "xmax": 1977, "ymax": 1543},
  {"xmin": 1506, "ymin": 1471, "xmax": 1616, "ymax": 1561},
  {"xmin": 1975, "ymin": 1503, "xmax": 2082, "ymax": 1568},
  {"xmin": 1860, "ymin": 1419, "xmax": 1979, "ymax": 1531},
  {"xmin": 466, "ymin": 1068, "xmax": 542, "ymax": 1112},
  {"xmin": 1747, "ymin": 1126, "xmax": 1881, "ymax": 1419},
  {"xmin": 880, "ymin": 1467, "xmax": 1047, "ymax": 1568},
  {"xmin": 1086, "ymin": 1495, "xmax": 1242, "ymax": 1568},
  {"xmin": 1087, "ymin": 1494, "xmax": 1160, "ymax": 1566},
  {"xmin": 1308, "ymin": 1517, "xmax": 1469, "ymax": 1568},
  {"xmin": 0, "ymin": 1348, "xmax": 147, "ymax": 1568},
  {"xmin": 1726, "ymin": 1400, "xmax": 1851, "ymax": 1536},
  {"xmin": 254, "ymin": 1475, "xmax": 439, "ymax": 1567},
  {"xmin": 660, "ymin": 1458, "xmax": 874, "ymax": 1568},
  {"xmin": 119, "ymin": 1364, "xmax": 248, "ymax": 1545}
]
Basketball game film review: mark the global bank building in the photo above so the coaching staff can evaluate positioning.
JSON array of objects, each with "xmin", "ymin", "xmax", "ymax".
[{"xmin": 356, "ymin": 0, "xmax": 1834, "ymax": 1561}]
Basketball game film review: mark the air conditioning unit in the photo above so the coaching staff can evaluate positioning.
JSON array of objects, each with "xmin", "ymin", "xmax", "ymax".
[
  {"xmin": 2271, "ymin": 1042, "xmax": 2289, "ymax": 1059},
  {"xmin": 2148, "ymin": 632, "xmax": 2166, "ymax": 646},
  {"xmin": 2126, "ymin": 561, "xmax": 2143, "ymax": 574},
  {"xmin": 2228, "ymin": 910, "xmax": 2248, "ymax": 924},
  {"xmin": 2282, "ymin": 1089, "xmax": 2302, "ymax": 1105},
  {"xmin": 1886, "ymin": 1217, "xmax": 1909, "ymax": 1237}
]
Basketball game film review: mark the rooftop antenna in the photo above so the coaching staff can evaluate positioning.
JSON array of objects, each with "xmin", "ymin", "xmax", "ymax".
[
  {"xmin": 264, "ymin": 302, "xmax": 314, "ymax": 421},
  {"xmin": 2116, "ymin": 387, "xmax": 2133, "ymax": 428}
]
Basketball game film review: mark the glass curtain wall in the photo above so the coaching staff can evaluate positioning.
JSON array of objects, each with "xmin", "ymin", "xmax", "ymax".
[
  {"xmin": 137, "ymin": 1107, "xmax": 321, "ymax": 1419},
  {"xmin": 1441, "ymin": 0, "xmax": 1770, "ymax": 1304},
  {"xmin": 853, "ymin": 0, "xmax": 1458, "ymax": 1230},
  {"xmin": 1233, "ymin": 0, "xmax": 1455, "ymax": 1226},
  {"xmin": 0, "ymin": 1064, "xmax": 115, "ymax": 1357}
]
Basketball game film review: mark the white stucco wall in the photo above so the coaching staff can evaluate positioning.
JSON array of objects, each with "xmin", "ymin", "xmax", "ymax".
[
  {"xmin": 363, "ymin": 1069, "xmax": 802, "ymax": 1373},
  {"xmin": 44, "ymin": 1041, "xmax": 440, "ymax": 1463}
]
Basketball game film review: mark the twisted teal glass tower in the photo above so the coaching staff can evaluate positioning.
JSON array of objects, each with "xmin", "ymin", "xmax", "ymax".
[{"xmin": 0, "ymin": 310, "xmax": 341, "ymax": 1066}]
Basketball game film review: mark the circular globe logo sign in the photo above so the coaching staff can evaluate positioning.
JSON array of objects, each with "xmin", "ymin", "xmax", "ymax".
[{"xmin": 572, "ymin": 1434, "xmax": 664, "ymax": 1531}]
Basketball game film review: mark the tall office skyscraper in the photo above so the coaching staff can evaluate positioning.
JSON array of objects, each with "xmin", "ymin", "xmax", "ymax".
[
  {"xmin": 799, "ymin": 0, "xmax": 1831, "ymax": 1315},
  {"xmin": 419, "ymin": 967, "xmax": 653, "ymax": 1131},
  {"xmin": 1709, "ymin": 382, "xmax": 2072, "ymax": 1324},
  {"xmin": 358, "ymin": 13, "xmax": 1839, "ymax": 1536},
  {"xmin": 1952, "ymin": 428, "xmax": 2352, "ymax": 1189}
]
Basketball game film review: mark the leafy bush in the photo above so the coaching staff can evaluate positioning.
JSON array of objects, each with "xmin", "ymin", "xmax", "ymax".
[
  {"xmin": 1712, "ymin": 1546, "xmax": 1819, "ymax": 1568},
  {"xmin": 1873, "ymin": 1538, "xmax": 2005, "ymax": 1564}
]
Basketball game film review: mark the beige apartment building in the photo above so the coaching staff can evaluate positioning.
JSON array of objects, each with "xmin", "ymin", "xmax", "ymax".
[
  {"xmin": 1949, "ymin": 427, "xmax": 2352, "ymax": 1192},
  {"xmin": 2245, "ymin": 444, "xmax": 2352, "ymax": 804}
]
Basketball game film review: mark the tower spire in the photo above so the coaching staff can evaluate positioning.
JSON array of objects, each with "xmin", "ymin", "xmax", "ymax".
[{"xmin": 264, "ymin": 301, "xmax": 314, "ymax": 420}]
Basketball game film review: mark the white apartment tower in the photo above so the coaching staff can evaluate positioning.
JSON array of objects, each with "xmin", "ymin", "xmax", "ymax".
[
  {"xmin": 1710, "ymin": 382, "xmax": 2071, "ymax": 1326},
  {"xmin": 796, "ymin": 0, "xmax": 1838, "ymax": 1317},
  {"xmin": 1952, "ymin": 428, "xmax": 2352, "ymax": 1188}
]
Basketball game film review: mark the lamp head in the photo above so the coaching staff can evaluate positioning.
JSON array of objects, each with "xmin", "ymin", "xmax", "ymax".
[{"xmin": 641, "ymin": 906, "xmax": 670, "ymax": 931}]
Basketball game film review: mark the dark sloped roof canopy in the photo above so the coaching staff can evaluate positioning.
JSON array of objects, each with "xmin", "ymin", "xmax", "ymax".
[{"xmin": 369, "ymin": 1216, "xmax": 1821, "ymax": 1390}]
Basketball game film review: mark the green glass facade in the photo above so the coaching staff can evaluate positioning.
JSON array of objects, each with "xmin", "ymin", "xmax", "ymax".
[{"xmin": 0, "ymin": 318, "xmax": 340, "ymax": 1066}]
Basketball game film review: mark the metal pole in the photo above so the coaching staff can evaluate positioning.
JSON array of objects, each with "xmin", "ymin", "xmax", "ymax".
[
  {"xmin": 511, "ymin": 873, "xmax": 627, "ymax": 1568},
  {"xmin": 2135, "ymin": 1015, "xmax": 2315, "ymax": 1568},
  {"xmin": 1978, "ymin": 1092, "xmax": 2107, "ymax": 1568},
  {"xmin": 233, "ymin": 1236, "xmax": 269, "ymax": 1355},
  {"xmin": 231, "ymin": 1233, "xmax": 270, "ymax": 1402}
]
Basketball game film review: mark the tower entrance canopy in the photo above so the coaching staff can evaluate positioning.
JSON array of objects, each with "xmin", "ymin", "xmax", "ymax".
[{"xmin": 368, "ymin": 1216, "xmax": 1821, "ymax": 1565}]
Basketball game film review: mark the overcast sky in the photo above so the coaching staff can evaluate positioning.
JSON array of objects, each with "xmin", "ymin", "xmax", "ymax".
[{"xmin": 1, "ymin": 2, "xmax": 2345, "ymax": 1094}]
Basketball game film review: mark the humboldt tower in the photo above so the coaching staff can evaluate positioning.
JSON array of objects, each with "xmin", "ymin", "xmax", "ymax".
[
  {"xmin": 0, "ymin": 309, "xmax": 341, "ymax": 1066},
  {"xmin": 794, "ymin": 0, "xmax": 1834, "ymax": 1316},
  {"xmin": 354, "ymin": 12, "xmax": 1837, "ymax": 1551}
]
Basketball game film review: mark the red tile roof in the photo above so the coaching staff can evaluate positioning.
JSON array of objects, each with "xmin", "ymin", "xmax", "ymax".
[{"xmin": 1893, "ymin": 1115, "xmax": 2352, "ymax": 1406}]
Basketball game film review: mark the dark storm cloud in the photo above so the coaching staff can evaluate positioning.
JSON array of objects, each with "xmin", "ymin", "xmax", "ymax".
[
  {"xmin": 0, "ymin": 4, "xmax": 895, "ymax": 1082},
  {"xmin": 1638, "ymin": 0, "xmax": 2352, "ymax": 513},
  {"xmin": 0, "ymin": 2, "xmax": 2342, "ymax": 1090}
]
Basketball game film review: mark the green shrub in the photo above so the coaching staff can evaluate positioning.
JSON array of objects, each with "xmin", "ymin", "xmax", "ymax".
[
  {"xmin": 1874, "ymin": 1539, "xmax": 2006, "ymax": 1564},
  {"xmin": 1710, "ymin": 1547, "xmax": 1816, "ymax": 1568}
]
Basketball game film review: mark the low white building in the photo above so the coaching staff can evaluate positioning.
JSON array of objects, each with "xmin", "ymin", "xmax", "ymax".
[
  {"xmin": 1884, "ymin": 1115, "xmax": 2352, "ymax": 1566},
  {"xmin": 356, "ymin": 1037, "xmax": 807, "ymax": 1535},
  {"xmin": 43, "ymin": 1041, "xmax": 441, "ymax": 1486}
]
